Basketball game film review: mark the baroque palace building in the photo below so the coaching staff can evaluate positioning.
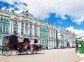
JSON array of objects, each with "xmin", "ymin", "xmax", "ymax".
[
  {"xmin": 0, "ymin": 9, "xmax": 57, "ymax": 49},
  {"xmin": 0, "ymin": 9, "xmax": 76, "ymax": 49},
  {"xmin": 57, "ymin": 28, "xmax": 76, "ymax": 48}
]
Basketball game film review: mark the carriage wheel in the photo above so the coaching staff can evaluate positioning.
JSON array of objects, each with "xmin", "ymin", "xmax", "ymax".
[
  {"xmin": 2, "ymin": 47, "xmax": 12, "ymax": 56},
  {"xmin": 16, "ymin": 51, "xmax": 22, "ymax": 55},
  {"xmin": 16, "ymin": 48, "xmax": 28, "ymax": 55}
]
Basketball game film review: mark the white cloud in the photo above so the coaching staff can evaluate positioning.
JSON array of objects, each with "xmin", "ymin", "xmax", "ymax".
[
  {"xmin": 73, "ymin": 17, "xmax": 84, "ymax": 25},
  {"xmin": 2, "ymin": 0, "xmax": 15, "ymax": 4},
  {"xmin": 66, "ymin": 26, "xmax": 84, "ymax": 37},
  {"xmin": 1, "ymin": 0, "xmax": 84, "ymax": 24}
]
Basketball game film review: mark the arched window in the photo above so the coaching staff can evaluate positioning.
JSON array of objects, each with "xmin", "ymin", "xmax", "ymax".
[
  {"xmin": 0, "ymin": 17, "xmax": 3, "ymax": 21},
  {"xmin": 13, "ymin": 20, "xmax": 18, "ymax": 34},
  {"xmin": 0, "ymin": 24, "xmax": 3, "ymax": 33},
  {"xmin": 4, "ymin": 18, "xmax": 6, "ymax": 21}
]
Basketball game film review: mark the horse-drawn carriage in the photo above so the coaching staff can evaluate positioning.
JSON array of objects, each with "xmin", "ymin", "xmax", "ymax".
[{"xmin": 1, "ymin": 34, "xmax": 42, "ymax": 56}]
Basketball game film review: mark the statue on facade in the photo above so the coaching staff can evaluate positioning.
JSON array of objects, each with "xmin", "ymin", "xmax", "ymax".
[{"xmin": 22, "ymin": 3, "xmax": 28, "ymax": 13}]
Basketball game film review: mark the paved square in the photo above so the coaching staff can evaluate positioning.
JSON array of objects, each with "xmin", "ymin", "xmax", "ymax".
[{"xmin": 0, "ymin": 48, "xmax": 83, "ymax": 62}]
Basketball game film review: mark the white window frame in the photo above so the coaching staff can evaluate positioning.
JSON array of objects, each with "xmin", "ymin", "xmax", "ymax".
[
  {"xmin": 0, "ymin": 24, "xmax": 3, "ymax": 33},
  {"xmin": 0, "ymin": 17, "xmax": 4, "ymax": 21}
]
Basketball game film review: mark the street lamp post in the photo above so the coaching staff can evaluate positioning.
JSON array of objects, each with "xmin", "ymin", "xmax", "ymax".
[{"xmin": 56, "ymin": 30, "xmax": 58, "ymax": 49}]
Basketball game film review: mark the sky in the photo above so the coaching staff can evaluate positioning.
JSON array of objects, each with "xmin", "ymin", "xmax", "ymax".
[{"xmin": 0, "ymin": 0, "xmax": 84, "ymax": 37}]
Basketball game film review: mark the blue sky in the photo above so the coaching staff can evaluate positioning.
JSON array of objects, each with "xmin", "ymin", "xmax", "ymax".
[
  {"xmin": 0, "ymin": 0, "xmax": 84, "ymax": 37},
  {"xmin": 45, "ymin": 13, "xmax": 84, "ymax": 30}
]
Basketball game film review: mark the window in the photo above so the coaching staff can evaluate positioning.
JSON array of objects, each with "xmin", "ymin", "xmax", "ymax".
[
  {"xmin": 4, "ymin": 18, "xmax": 6, "ymax": 21},
  {"xmin": 0, "ymin": 24, "xmax": 3, "ymax": 33},
  {"xmin": 35, "ymin": 25, "xmax": 37, "ymax": 37},
  {"xmin": 6, "ymin": 18, "xmax": 8, "ymax": 22},
  {"xmin": 2, "ymin": 17, "xmax": 8, "ymax": 22},
  {"xmin": 25, "ymin": 22, "xmax": 28, "ymax": 34},
  {"xmin": 13, "ymin": 20, "xmax": 18, "ymax": 34},
  {"xmin": 0, "ymin": 17, "xmax": 3, "ymax": 21},
  {"xmin": 27, "ymin": 22, "xmax": 30, "ymax": 36},
  {"xmin": 21, "ymin": 22, "xmax": 24, "ymax": 34}
]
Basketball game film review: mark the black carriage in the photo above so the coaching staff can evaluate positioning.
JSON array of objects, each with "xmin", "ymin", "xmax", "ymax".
[
  {"xmin": 2, "ymin": 35, "xmax": 30, "ymax": 56},
  {"xmin": 1, "ymin": 35, "xmax": 42, "ymax": 56}
]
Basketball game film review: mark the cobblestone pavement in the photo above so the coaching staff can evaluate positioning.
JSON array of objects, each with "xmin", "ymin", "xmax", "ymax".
[{"xmin": 0, "ymin": 48, "xmax": 84, "ymax": 62}]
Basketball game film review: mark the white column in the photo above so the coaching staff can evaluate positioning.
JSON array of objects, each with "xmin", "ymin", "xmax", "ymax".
[
  {"xmin": 58, "ymin": 31, "xmax": 61, "ymax": 40},
  {"xmin": 53, "ymin": 41, "xmax": 54, "ymax": 48},
  {"xmin": 18, "ymin": 22, "xmax": 21, "ymax": 34},
  {"xmin": 50, "ymin": 41, "xmax": 52, "ymax": 49},
  {"xmin": 32, "ymin": 24, "xmax": 35, "ymax": 36},
  {"xmin": 50, "ymin": 30, "xmax": 51, "ymax": 38},
  {"xmin": 70, "ymin": 41, "xmax": 73, "ymax": 47},
  {"xmin": 0, "ymin": 36, "xmax": 2, "ymax": 46},
  {"xmin": 37, "ymin": 26, "xmax": 40, "ymax": 37},
  {"xmin": 9, "ymin": 20, "xmax": 12, "ymax": 34},
  {"xmin": 11, "ymin": 20, "xmax": 14, "ymax": 34}
]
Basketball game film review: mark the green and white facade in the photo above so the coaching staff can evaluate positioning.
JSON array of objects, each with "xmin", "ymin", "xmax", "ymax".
[
  {"xmin": 0, "ymin": 9, "xmax": 76, "ymax": 49},
  {"xmin": 57, "ymin": 28, "xmax": 76, "ymax": 48},
  {"xmin": 0, "ymin": 9, "xmax": 57, "ymax": 49}
]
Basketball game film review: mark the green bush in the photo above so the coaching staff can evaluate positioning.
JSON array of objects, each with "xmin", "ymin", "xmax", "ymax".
[{"xmin": 78, "ymin": 41, "xmax": 84, "ymax": 53}]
